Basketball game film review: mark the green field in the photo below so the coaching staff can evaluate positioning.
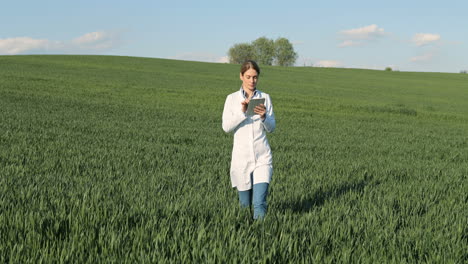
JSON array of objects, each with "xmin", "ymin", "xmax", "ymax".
[{"xmin": 1, "ymin": 55, "xmax": 467, "ymax": 263}]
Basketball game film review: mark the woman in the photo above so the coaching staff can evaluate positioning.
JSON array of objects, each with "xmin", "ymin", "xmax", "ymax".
[{"xmin": 222, "ymin": 60, "xmax": 276, "ymax": 220}]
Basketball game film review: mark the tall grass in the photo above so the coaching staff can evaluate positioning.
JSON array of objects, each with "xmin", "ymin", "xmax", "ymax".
[{"xmin": 1, "ymin": 55, "xmax": 467, "ymax": 263}]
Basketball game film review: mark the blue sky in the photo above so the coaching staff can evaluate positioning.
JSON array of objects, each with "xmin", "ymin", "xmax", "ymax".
[{"xmin": 1, "ymin": 0, "xmax": 467, "ymax": 72}]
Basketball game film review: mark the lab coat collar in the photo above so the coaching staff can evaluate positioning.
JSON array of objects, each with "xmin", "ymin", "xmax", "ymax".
[{"xmin": 240, "ymin": 87, "xmax": 259, "ymax": 99}]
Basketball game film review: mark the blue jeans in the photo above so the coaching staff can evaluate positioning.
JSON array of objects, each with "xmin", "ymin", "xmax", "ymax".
[{"xmin": 238, "ymin": 183, "xmax": 269, "ymax": 219}]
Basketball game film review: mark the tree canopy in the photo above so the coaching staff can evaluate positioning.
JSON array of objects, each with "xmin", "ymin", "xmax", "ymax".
[
  {"xmin": 228, "ymin": 37, "xmax": 298, "ymax": 66},
  {"xmin": 227, "ymin": 43, "xmax": 255, "ymax": 65}
]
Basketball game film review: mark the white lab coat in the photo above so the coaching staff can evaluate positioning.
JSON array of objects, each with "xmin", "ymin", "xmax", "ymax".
[{"xmin": 222, "ymin": 89, "xmax": 276, "ymax": 191}]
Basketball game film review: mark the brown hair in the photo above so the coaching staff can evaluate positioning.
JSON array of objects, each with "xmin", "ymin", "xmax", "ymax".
[{"xmin": 240, "ymin": 60, "xmax": 260, "ymax": 76}]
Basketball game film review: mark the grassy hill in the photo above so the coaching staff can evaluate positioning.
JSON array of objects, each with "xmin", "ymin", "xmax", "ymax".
[{"xmin": 1, "ymin": 55, "xmax": 467, "ymax": 262}]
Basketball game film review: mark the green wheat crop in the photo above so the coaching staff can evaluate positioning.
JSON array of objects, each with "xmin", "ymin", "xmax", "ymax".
[{"xmin": 0, "ymin": 55, "xmax": 467, "ymax": 263}]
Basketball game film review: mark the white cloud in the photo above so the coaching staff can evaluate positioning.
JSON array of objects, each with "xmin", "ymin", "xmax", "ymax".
[
  {"xmin": 71, "ymin": 31, "xmax": 121, "ymax": 51},
  {"xmin": 0, "ymin": 31, "xmax": 122, "ymax": 55},
  {"xmin": 218, "ymin": 56, "xmax": 229, "ymax": 63},
  {"xmin": 338, "ymin": 40, "xmax": 362, "ymax": 48},
  {"xmin": 410, "ymin": 52, "xmax": 434, "ymax": 62},
  {"xmin": 73, "ymin": 32, "xmax": 106, "ymax": 45},
  {"xmin": 412, "ymin": 33, "xmax": 440, "ymax": 46},
  {"xmin": 0, "ymin": 37, "xmax": 50, "ymax": 55},
  {"xmin": 340, "ymin": 24, "xmax": 385, "ymax": 40},
  {"xmin": 338, "ymin": 24, "xmax": 385, "ymax": 48},
  {"xmin": 171, "ymin": 52, "xmax": 229, "ymax": 63},
  {"xmin": 314, "ymin": 60, "xmax": 343, "ymax": 68}
]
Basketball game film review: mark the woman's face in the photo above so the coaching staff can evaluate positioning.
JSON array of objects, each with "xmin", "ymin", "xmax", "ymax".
[{"xmin": 240, "ymin": 68, "xmax": 259, "ymax": 91}]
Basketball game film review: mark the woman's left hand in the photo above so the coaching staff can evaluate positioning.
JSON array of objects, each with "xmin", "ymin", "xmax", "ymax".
[{"xmin": 254, "ymin": 104, "xmax": 266, "ymax": 120}]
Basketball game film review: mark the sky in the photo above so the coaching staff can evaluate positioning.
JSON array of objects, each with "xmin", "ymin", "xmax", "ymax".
[{"xmin": 1, "ymin": 0, "xmax": 467, "ymax": 73}]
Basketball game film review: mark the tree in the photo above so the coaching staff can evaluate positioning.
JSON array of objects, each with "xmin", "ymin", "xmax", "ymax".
[
  {"xmin": 228, "ymin": 43, "xmax": 255, "ymax": 64},
  {"xmin": 385, "ymin": 67, "xmax": 392, "ymax": 71},
  {"xmin": 227, "ymin": 37, "xmax": 298, "ymax": 66},
  {"xmin": 251, "ymin": 37, "xmax": 275, "ymax": 66},
  {"xmin": 274, "ymin": 37, "xmax": 298, "ymax": 67},
  {"xmin": 460, "ymin": 70, "xmax": 467, "ymax": 74}
]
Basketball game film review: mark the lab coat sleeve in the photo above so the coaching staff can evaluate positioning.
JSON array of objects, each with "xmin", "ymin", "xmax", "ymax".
[
  {"xmin": 261, "ymin": 94, "xmax": 275, "ymax": 133},
  {"xmin": 222, "ymin": 94, "xmax": 247, "ymax": 133}
]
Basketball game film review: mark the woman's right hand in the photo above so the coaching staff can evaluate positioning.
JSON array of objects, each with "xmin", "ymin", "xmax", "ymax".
[{"xmin": 241, "ymin": 99, "xmax": 250, "ymax": 113}]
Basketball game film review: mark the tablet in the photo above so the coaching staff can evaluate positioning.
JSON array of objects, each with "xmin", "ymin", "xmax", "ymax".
[{"xmin": 246, "ymin": 98, "xmax": 265, "ymax": 116}]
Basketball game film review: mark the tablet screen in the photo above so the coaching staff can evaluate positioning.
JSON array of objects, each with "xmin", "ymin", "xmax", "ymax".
[{"xmin": 246, "ymin": 98, "xmax": 265, "ymax": 116}]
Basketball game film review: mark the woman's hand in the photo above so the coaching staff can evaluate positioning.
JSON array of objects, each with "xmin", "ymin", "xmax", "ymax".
[
  {"xmin": 241, "ymin": 99, "xmax": 250, "ymax": 113},
  {"xmin": 254, "ymin": 104, "xmax": 266, "ymax": 120}
]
